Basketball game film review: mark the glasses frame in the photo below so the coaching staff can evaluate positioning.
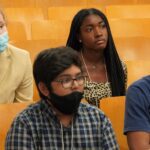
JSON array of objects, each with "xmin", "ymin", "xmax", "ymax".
[{"xmin": 54, "ymin": 75, "xmax": 87, "ymax": 89}]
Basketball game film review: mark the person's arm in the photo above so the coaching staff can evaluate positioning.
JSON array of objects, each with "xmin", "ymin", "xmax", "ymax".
[
  {"xmin": 15, "ymin": 52, "xmax": 33, "ymax": 102},
  {"xmin": 5, "ymin": 118, "xmax": 34, "ymax": 149},
  {"xmin": 124, "ymin": 83, "xmax": 150, "ymax": 149},
  {"xmin": 127, "ymin": 131, "xmax": 150, "ymax": 150}
]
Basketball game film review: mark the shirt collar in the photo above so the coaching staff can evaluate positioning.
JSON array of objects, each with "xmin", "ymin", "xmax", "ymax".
[{"xmin": 40, "ymin": 99, "xmax": 81, "ymax": 125}]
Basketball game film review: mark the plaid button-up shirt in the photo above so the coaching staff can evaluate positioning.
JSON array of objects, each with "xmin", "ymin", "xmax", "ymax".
[{"xmin": 6, "ymin": 99, "xmax": 119, "ymax": 150}]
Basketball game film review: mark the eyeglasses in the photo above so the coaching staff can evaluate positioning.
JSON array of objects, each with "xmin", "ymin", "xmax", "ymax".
[{"xmin": 54, "ymin": 75, "xmax": 86, "ymax": 89}]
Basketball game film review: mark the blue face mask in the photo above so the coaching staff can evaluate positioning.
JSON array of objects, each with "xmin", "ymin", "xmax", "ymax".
[{"xmin": 0, "ymin": 32, "xmax": 9, "ymax": 53}]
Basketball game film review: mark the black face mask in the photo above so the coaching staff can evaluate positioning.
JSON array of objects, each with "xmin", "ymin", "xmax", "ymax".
[{"xmin": 49, "ymin": 91, "xmax": 83, "ymax": 115}]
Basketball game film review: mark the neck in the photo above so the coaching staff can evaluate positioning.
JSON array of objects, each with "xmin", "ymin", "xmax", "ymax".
[
  {"xmin": 81, "ymin": 49, "xmax": 107, "ymax": 82},
  {"xmin": 47, "ymin": 100, "xmax": 73, "ymax": 127},
  {"xmin": 55, "ymin": 109, "xmax": 73, "ymax": 127},
  {"xmin": 81, "ymin": 49, "xmax": 105, "ymax": 65}
]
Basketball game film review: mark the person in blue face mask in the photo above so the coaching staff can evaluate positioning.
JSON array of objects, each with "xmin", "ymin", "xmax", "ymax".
[
  {"xmin": 6, "ymin": 47, "xmax": 119, "ymax": 149},
  {"xmin": 0, "ymin": 9, "xmax": 33, "ymax": 103},
  {"xmin": 0, "ymin": 31, "xmax": 8, "ymax": 52}
]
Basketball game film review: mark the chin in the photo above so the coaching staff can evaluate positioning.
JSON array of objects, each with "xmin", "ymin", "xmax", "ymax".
[
  {"xmin": 93, "ymin": 47, "xmax": 105, "ymax": 52},
  {"xmin": 98, "ymin": 45, "xmax": 106, "ymax": 51},
  {"xmin": 93, "ymin": 43, "xmax": 105, "ymax": 50}
]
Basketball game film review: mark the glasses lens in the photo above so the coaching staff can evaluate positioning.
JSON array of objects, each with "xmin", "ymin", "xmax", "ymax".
[
  {"xmin": 76, "ymin": 76, "xmax": 85, "ymax": 85},
  {"xmin": 63, "ymin": 80, "xmax": 72, "ymax": 88},
  {"xmin": 58, "ymin": 75, "xmax": 86, "ymax": 89}
]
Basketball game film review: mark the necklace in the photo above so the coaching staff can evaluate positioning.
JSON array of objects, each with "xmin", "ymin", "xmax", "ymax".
[
  {"xmin": 92, "ymin": 65, "xmax": 96, "ymax": 69},
  {"xmin": 61, "ymin": 121, "xmax": 74, "ymax": 150},
  {"xmin": 81, "ymin": 51, "xmax": 108, "ymax": 82},
  {"xmin": 81, "ymin": 51, "xmax": 97, "ymax": 70}
]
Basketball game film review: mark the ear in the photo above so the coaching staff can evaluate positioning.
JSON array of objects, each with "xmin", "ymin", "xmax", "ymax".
[
  {"xmin": 38, "ymin": 82, "xmax": 49, "ymax": 97},
  {"xmin": 77, "ymin": 33, "xmax": 82, "ymax": 43},
  {"xmin": 79, "ymin": 39, "xmax": 82, "ymax": 43}
]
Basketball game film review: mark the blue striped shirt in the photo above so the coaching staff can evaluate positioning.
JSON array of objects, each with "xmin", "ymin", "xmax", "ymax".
[{"xmin": 6, "ymin": 99, "xmax": 119, "ymax": 149}]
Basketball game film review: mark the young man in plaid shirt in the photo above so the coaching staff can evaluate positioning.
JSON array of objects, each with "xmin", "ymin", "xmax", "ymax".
[{"xmin": 6, "ymin": 47, "xmax": 119, "ymax": 149}]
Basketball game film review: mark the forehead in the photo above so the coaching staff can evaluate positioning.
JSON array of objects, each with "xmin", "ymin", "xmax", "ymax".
[
  {"xmin": 0, "ymin": 13, "xmax": 5, "ymax": 23},
  {"xmin": 57, "ymin": 65, "xmax": 81, "ymax": 78},
  {"xmin": 81, "ymin": 14, "xmax": 103, "ymax": 27}
]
